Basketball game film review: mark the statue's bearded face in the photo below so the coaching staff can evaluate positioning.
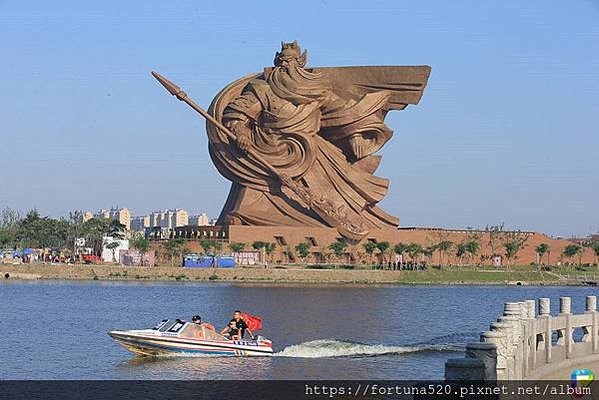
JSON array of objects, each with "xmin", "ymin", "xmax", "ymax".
[
  {"xmin": 275, "ymin": 54, "xmax": 300, "ymax": 72},
  {"xmin": 269, "ymin": 43, "xmax": 329, "ymax": 104}
]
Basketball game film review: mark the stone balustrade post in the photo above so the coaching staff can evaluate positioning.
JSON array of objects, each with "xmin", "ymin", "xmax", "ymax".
[
  {"xmin": 539, "ymin": 298, "xmax": 550, "ymax": 316},
  {"xmin": 584, "ymin": 296, "xmax": 598, "ymax": 354},
  {"xmin": 465, "ymin": 342, "xmax": 498, "ymax": 381},
  {"xmin": 502, "ymin": 302, "xmax": 524, "ymax": 379},
  {"xmin": 481, "ymin": 330, "xmax": 509, "ymax": 380},
  {"xmin": 558, "ymin": 296, "xmax": 573, "ymax": 358},
  {"xmin": 492, "ymin": 320, "xmax": 514, "ymax": 379},
  {"xmin": 522, "ymin": 300, "xmax": 536, "ymax": 375},
  {"xmin": 538, "ymin": 298, "xmax": 552, "ymax": 364}
]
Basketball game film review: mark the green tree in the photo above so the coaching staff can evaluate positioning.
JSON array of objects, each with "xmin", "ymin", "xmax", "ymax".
[
  {"xmin": 501, "ymin": 231, "xmax": 528, "ymax": 268},
  {"xmin": 563, "ymin": 244, "xmax": 583, "ymax": 267},
  {"xmin": 162, "ymin": 238, "xmax": 188, "ymax": 267},
  {"xmin": 423, "ymin": 245, "xmax": 436, "ymax": 264},
  {"xmin": 264, "ymin": 243, "xmax": 276, "ymax": 263},
  {"xmin": 376, "ymin": 241, "xmax": 390, "ymax": 264},
  {"xmin": 78, "ymin": 217, "xmax": 114, "ymax": 255},
  {"xmin": 363, "ymin": 241, "xmax": 378, "ymax": 264},
  {"xmin": 535, "ymin": 243, "xmax": 550, "ymax": 265},
  {"xmin": 252, "ymin": 241, "xmax": 267, "ymax": 250},
  {"xmin": 456, "ymin": 242, "xmax": 468, "ymax": 265},
  {"xmin": 14, "ymin": 209, "xmax": 71, "ymax": 249},
  {"xmin": 593, "ymin": 242, "xmax": 599, "ymax": 265},
  {"xmin": 406, "ymin": 242, "xmax": 423, "ymax": 263},
  {"xmin": 130, "ymin": 233, "xmax": 151, "ymax": 266},
  {"xmin": 503, "ymin": 242, "xmax": 519, "ymax": 267},
  {"xmin": 199, "ymin": 239, "xmax": 212, "ymax": 255},
  {"xmin": 328, "ymin": 239, "xmax": 348, "ymax": 261},
  {"xmin": 295, "ymin": 242, "xmax": 311, "ymax": 263},
  {"xmin": 212, "ymin": 241, "xmax": 223, "ymax": 255},
  {"xmin": 229, "ymin": 242, "xmax": 246, "ymax": 253},
  {"xmin": 485, "ymin": 223, "xmax": 505, "ymax": 263},
  {"xmin": 465, "ymin": 240, "xmax": 480, "ymax": 265},
  {"xmin": 0, "ymin": 207, "xmax": 20, "ymax": 247},
  {"xmin": 436, "ymin": 240, "xmax": 453, "ymax": 266}
]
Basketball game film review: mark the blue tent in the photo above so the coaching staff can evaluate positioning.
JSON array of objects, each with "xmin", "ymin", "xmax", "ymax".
[
  {"xmin": 23, "ymin": 248, "xmax": 34, "ymax": 255},
  {"xmin": 13, "ymin": 250, "xmax": 22, "ymax": 257}
]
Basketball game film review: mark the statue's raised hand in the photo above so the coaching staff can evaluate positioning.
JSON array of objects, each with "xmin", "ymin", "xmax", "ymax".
[{"xmin": 350, "ymin": 134, "xmax": 367, "ymax": 159}]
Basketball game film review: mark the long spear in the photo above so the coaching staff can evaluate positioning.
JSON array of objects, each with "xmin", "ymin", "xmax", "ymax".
[{"xmin": 151, "ymin": 71, "xmax": 368, "ymax": 241}]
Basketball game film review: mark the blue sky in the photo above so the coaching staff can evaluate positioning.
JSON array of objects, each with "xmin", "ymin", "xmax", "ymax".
[{"xmin": 1, "ymin": 1, "xmax": 597, "ymax": 237}]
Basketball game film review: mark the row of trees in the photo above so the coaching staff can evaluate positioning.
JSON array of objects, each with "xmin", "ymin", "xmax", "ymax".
[
  {"xmin": 155, "ymin": 233, "xmax": 599, "ymax": 267},
  {"xmin": 0, "ymin": 208, "xmax": 127, "ymax": 255}
]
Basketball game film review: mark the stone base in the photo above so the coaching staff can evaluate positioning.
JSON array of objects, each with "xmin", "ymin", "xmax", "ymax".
[
  {"xmin": 172, "ymin": 224, "xmax": 598, "ymax": 266},
  {"xmin": 228, "ymin": 225, "xmax": 401, "ymax": 247},
  {"xmin": 226, "ymin": 225, "xmax": 401, "ymax": 264}
]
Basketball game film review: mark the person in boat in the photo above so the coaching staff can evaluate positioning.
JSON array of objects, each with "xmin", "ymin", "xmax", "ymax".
[
  {"xmin": 229, "ymin": 310, "xmax": 255, "ymax": 340},
  {"xmin": 220, "ymin": 320, "xmax": 241, "ymax": 340},
  {"xmin": 191, "ymin": 315, "xmax": 215, "ymax": 331}
]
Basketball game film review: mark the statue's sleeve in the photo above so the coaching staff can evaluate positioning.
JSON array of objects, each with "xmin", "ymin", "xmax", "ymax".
[{"xmin": 222, "ymin": 88, "xmax": 262, "ymax": 135}]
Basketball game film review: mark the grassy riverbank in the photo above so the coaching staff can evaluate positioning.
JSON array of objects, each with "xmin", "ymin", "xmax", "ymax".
[{"xmin": 1, "ymin": 263, "xmax": 592, "ymax": 285}]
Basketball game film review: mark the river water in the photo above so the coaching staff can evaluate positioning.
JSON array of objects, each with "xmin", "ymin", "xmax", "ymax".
[{"xmin": 1, "ymin": 280, "xmax": 596, "ymax": 380}]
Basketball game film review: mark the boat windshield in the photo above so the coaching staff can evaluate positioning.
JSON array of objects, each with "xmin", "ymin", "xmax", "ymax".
[{"xmin": 179, "ymin": 323, "xmax": 227, "ymax": 341}]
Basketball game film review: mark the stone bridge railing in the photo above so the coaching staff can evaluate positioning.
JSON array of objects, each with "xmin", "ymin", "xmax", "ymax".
[{"xmin": 445, "ymin": 296, "xmax": 599, "ymax": 380}]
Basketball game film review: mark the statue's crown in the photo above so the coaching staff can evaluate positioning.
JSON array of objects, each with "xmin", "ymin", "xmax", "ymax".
[{"xmin": 274, "ymin": 40, "xmax": 307, "ymax": 67}]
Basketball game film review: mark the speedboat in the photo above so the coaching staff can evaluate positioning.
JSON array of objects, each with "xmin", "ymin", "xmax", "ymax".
[{"xmin": 108, "ymin": 318, "xmax": 274, "ymax": 357}]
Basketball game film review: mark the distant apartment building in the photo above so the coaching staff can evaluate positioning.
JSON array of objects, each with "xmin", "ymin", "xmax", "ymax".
[
  {"xmin": 91, "ymin": 207, "xmax": 131, "ymax": 231},
  {"xmin": 149, "ymin": 209, "xmax": 189, "ymax": 229},
  {"xmin": 189, "ymin": 212, "xmax": 209, "ymax": 226},
  {"xmin": 131, "ymin": 215, "xmax": 150, "ymax": 232},
  {"xmin": 82, "ymin": 211, "xmax": 93, "ymax": 222}
]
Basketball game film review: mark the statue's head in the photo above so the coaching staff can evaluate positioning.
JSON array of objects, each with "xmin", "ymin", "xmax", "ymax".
[{"xmin": 274, "ymin": 40, "xmax": 307, "ymax": 69}]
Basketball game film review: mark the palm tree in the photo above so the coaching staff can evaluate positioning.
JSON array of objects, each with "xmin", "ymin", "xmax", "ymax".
[
  {"xmin": 465, "ymin": 240, "xmax": 480, "ymax": 265},
  {"xmin": 328, "ymin": 239, "xmax": 348, "ymax": 263},
  {"xmin": 376, "ymin": 241, "xmax": 390, "ymax": 264},
  {"xmin": 535, "ymin": 243, "xmax": 550, "ymax": 265},
  {"xmin": 130, "ymin": 233, "xmax": 151, "ymax": 266},
  {"xmin": 406, "ymin": 242, "xmax": 423, "ymax": 264},
  {"xmin": 295, "ymin": 242, "xmax": 311, "ymax": 263},
  {"xmin": 264, "ymin": 243, "xmax": 276, "ymax": 264},
  {"xmin": 435, "ymin": 240, "xmax": 453, "ymax": 267},
  {"xmin": 211, "ymin": 241, "xmax": 223, "ymax": 256},
  {"xmin": 423, "ymin": 245, "xmax": 435, "ymax": 266},
  {"xmin": 562, "ymin": 244, "xmax": 583, "ymax": 268},
  {"xmin": 455, "ymin": 243, "xmax": 468, "ymax": 266},
  {"xmin": 199, "ymin": 239, "xmax": 212, "ymax": 255},
  {"xmin": 363, "ymin": 241, "xmax": 378, "ymax": 265},
  {"xmin": 593, "ymin": 243, "xmax": 599, "ymax": 266},
  {"xmin": 393, "ymin": 242, "xmax": 408, "ymax": 268},
  {"xmin": 229, "ymin": 242, "xmax": 246, "ymax": 253}
]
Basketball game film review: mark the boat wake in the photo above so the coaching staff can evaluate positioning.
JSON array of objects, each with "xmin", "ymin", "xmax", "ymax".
[{"xmin": 274, "ymin": 339, "xmax": 462, "ymax": 358}]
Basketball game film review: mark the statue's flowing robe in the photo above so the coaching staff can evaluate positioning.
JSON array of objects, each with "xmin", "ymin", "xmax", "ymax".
[{"xmin": 206, "ymin": 66, "xmax": 430, "ymax": 230}]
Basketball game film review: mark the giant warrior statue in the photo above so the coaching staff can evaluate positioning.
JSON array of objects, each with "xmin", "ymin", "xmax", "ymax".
[{"xmin": 154, "ymin": 41, "xmax": 430, "ymax": 240}]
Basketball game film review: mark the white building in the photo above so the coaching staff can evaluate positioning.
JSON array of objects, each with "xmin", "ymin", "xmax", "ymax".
[{"xmin": 101, "ymin": 236, "xmax": 129, "ymax": 263}]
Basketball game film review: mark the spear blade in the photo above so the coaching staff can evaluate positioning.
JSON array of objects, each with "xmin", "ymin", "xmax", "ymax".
[{"xmin": 151, "ymin": 71, "xmax": 184, "ymax": 98}]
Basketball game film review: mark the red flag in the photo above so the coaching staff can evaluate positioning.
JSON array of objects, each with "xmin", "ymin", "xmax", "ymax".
[{"xmin": 241, "ymin": 312, "xmax": 262, "ymax": 331}]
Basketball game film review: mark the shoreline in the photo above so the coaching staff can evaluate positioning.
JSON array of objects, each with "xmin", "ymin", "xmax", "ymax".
[{"xmin": 0, "ymin": 263, "xmax": 587, "ymax": 286}]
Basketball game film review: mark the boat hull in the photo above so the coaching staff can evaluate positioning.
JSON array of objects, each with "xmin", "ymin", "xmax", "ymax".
[{"xmin": 108, "ymin": 330, "xmax": 273, "ymax": 357}]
